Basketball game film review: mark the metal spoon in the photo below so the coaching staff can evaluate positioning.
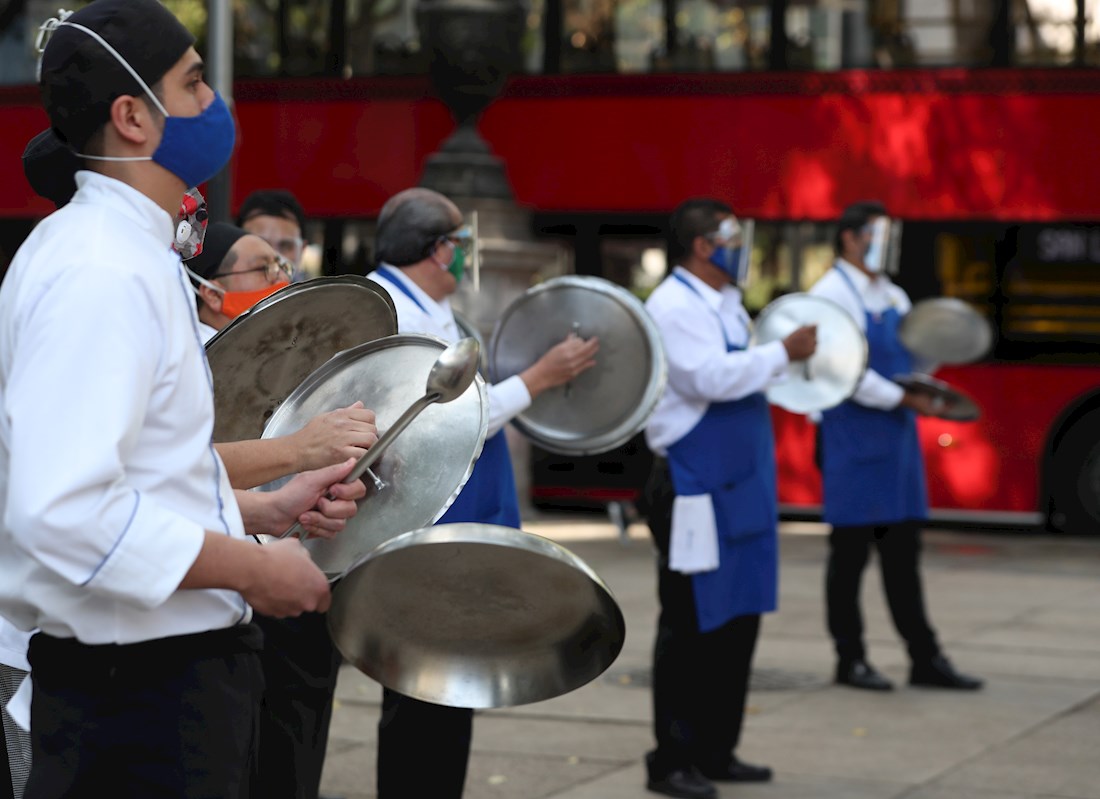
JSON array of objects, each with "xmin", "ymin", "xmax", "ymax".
[{"xmin": 278, "ymin": 337, "xmax": 482, "ymax": 541}]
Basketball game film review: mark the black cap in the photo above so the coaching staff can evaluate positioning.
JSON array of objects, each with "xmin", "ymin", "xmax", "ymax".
[
  {"xmin": 22, "ymin": 128, "xmax": 80, "ymax": 208},
  {"xmin": 39, "ymin": 0, "xmax": 195, "ymax": 150},
  {"xmin": 188, "ymin": 222, "xmax": 251, "ymax": 280}
]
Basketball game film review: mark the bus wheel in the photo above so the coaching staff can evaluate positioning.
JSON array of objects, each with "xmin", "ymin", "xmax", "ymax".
[{"xmin": 1048, "ymin": 417, "xmax": 1100, "ymax": 535}]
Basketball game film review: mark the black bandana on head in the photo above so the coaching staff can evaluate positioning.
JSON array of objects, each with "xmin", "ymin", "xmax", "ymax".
[
  {"xmin": 22, "ymin": 128, "xmax": 81, "ymax": 208},
  {"xmin": 188, "ymin": 223, "xmax": 251, "ymax": 281},
  {"xmin": 38, "ymin": 0, "xmax": 195, "ymax": 150}
]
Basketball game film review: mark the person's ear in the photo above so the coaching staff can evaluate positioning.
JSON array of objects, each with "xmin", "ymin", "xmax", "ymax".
[
  {"xmin": 106, "ymin": 94, "xmax": 158, "ymax": 148},
  {"xmin": 692, "ymin": 235, "xmax": 713, "ymax": 261},
  {"xmin": 840, "ymin": 228, "xmax": 858, "ymax": 256},
  {"xmin": 199, "ymin": 283, "xmax": 223, "ymax": 313}
]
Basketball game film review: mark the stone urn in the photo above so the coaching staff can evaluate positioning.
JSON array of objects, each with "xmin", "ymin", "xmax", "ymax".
[{"xmin": 416, "ymin": 0, "xmax": 526, "ymax": 199}]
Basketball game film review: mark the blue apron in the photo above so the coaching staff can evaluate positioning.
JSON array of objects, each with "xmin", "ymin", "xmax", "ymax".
[
  {"xmin": 376, "ymin": 267, "xmax": 521, "ymax": 528},
  {"xmin": 666, "ymin": 274, "xmax": 779, "ymax": 633},
  {"xmin": 819, "ymin": 267, "xmax": 927, "ymax": 527}
]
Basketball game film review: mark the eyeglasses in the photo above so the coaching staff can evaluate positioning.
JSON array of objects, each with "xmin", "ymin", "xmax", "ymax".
[
  {"xmin": 213, "ymin": 255, "xmax": 293, "ymax": 283},
  {"xmin": 434, "ymin": 225, "xmax": 473, "ymax": 253}
]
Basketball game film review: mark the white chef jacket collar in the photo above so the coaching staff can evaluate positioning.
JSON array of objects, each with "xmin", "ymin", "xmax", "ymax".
[
  {"xmin": 70, "ymin": 170, "xmax": 175, "ymax": 247},
  {"xmin": 672, "ymin": 265, "xmax": 737, "ymax": 312},
  {"xmin": 377, "ymin": 261, "xmax": 455, "ymax": 324},
  {"xmin": 835, "ymin": 258, "xmax": 877, "ymax": 293}
]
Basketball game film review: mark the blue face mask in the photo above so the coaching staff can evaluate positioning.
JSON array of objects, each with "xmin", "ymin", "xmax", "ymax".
[
  {"xmin": 150, "ymin": 92, "xmax": 235, "ymax": 187},
  {"xmin": 44, "ymin": 19, "xmax": 236, "ymax": 188},
  {"xmin": 708, "ymin": 245, "xmax": 744, "ymax": 281}
]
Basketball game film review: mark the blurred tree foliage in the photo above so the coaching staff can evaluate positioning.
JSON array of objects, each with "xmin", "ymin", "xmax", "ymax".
[{"xmin": 163, "ymin": 0, "xmax": 209, "ymax": 38}]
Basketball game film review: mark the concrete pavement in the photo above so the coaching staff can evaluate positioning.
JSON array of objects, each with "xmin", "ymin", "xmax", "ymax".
[{"xmin": 320, "ymin": 518, "xmax": 1100, "ymax": 799}]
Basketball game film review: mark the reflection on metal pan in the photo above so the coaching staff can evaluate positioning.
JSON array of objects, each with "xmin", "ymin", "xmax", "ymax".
[
  {"xmin": 328, "ymin": 523, "xmax": 626, "ymax": 709},
  {"xmin": 752, "ymin": 292, "xmax": 868, "ymax": 414},
  {"xmin": 257, "ymin": 334, "xmax": 488, "ymax": 579},
  {"xmin": 899, "ymin": 297, "xmax": 993, "ymax": 365},
  {"xmin": 205, "ymin": 276, "xmax": 397, "ymax": 443},
  {"xmin": 489, "ymin": 276, "xmax": 667, "ymax": 455}
]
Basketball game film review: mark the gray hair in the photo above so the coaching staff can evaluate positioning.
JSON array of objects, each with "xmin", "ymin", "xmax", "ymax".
[{"xmin": 375, "ymin": 188, "xmax": 456, "ymax": 267}]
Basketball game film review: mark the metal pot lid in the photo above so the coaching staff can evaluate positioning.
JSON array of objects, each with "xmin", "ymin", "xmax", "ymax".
[
  {"xmin": 205, "ymin": 276, "xmax": 397, "ymax": 443},
  {"xmin": 751, "ymin": 293, "xmax": 868, "ymax": 414},
  {"xmin": 258, "ymin": 334, "xmax": 488, "ymax": 579},
  {"xmin": 328, "ymin": 523, "xmax": 626, "ymax": 709},
  {"xmin": 488, "ymin": 276, "xmax": 667, "ymax": 456},
  {"xmin": 452, "ymin": 310, "xmax": 487, "ymax": 375},
  {"xmin": 899, "ymin": 297, "xmax": 993, "ymax": 365},
  {"xmin": 893, "ymin": 373, "xmax": 981, "ymax": 421}
]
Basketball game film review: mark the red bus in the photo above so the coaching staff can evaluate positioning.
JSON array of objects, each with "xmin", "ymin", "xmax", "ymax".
[{"xmin": 2, "ymin": 0, "xmax": 1099, "ymax": 532}]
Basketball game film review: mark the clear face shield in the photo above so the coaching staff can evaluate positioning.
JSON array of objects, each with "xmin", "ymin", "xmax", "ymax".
[
  {"xmin": 863, "ymin": 216, "xmax": 902, "ymax": 275},
  {"xmin": 707, "ymin": 216, "xmax": 755, "ymax": 287}
]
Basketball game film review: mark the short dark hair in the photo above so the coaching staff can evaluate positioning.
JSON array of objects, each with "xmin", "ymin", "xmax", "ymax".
[
  {"xmin": 237, "ymin": 190, "xmax": 307, "ymax": 235},
  {"xmin": 669, "ymin": 198, "xmax": 731, "ymax": 263},
  {"xmin": 834, "ymin": 200, "xmax": 888, "ymax": 254},
  {"xmin": 374, "ymin": 188, "xmax": 456, "ymax": 267}
]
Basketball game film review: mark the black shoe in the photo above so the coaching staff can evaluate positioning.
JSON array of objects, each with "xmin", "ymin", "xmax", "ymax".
[
  {"xmin": 836, "ymin": 659, "xmax": 894, "ymax": 691},
  {"xmin": 909, "ymin": 654, "xmax": 984, "ymax": 690},
  {"xmin": 646, "ymin": 767, "xmax": 717, "ymax": 799},
  {"xmin": 645, "ymin": 752, "xmax": 717, "ymax": 799},
  {"xmin": 698, "ymin": 755, "xmax": 773, "ymax": 783}
]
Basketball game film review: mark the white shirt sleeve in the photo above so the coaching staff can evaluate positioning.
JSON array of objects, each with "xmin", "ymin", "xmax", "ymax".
[
  {"xmin": 486, "ymin": 375, "xmax": 531, "ymax": 438},
  {"xmin": 3, "ymin": 268, "xmax": 204, "ymax": 610},
  {"xmin": 654, "ymin": 305, "xmax": 790, "ymax": 404},
  {"xmin": 852, "ymin": 369, "xmax": 906, "ymax": 409}
]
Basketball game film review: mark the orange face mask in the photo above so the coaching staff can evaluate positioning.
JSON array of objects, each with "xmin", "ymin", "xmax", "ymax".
[{"xmin": 219, "ymin": 282, "xmax": 289, "ymax": 319}]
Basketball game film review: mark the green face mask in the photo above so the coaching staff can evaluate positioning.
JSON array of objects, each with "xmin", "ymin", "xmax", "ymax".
[{"xmin": 447, "ymin": 246, "xmax": 465, "ymax": 282}]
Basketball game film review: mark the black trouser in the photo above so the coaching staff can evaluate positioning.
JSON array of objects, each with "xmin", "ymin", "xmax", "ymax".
[
  {"xmin": 0, "ymin": 694, "xmax": 12, "ymax": 799},
  {"xmin": 377, "ymin": 689, "xmax": 473, "ymax": 799},
  {"xmin": 24, "ymin": 625, "xmax": 263, "ymax": 799},
  {"xmin": 826, "ymin": 521, "xmax": 940, "ymax": 664},
  {"xmin": 644, "ymin": 459, "xmax": 762, "ymax": 778},
  {"xmin": 251, "ymin": 612, "xmax": 343, "ymax": 799}
]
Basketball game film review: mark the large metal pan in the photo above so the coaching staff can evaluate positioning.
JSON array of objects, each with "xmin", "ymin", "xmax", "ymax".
[
  {"xmin": 489, "ymin": 276, "xmax": 667, "ymax": 456},
  {"xmin": 751, "ymin": 292, "xmax": 868, "ymax": 414},
  {"xmin": 205, "ymin": 276, "xmax": 397, "ymax": 442},
  {"xmin": 328, "ymin": 522, "xmax": 626, "ymax": 708},
  {"xmin": 257, "ymin": 334, "xmax": 488, "ymax": 579},
  {"xmin": 899, "ymin": 297, "xmax": 993, "ymax": 365},
  {"xmin": 893, "ymin": 373, "xmax": 981, "ymax": 421}
]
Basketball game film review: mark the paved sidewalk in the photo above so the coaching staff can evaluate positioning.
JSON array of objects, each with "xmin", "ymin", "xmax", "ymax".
[{"xmin": 321, "ymin": 518, "xmax": 1100, "ymax": 799}]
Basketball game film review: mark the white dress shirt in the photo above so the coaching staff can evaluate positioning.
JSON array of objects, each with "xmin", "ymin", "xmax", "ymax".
[
  {"xmin": 809, "ymin": 259, "xmax": 930, "ymax": 410},
  {"xmin": 0, "ymin": 171, "xmax": 249, "ymax": 644},
  {"xmin": 644, "ymin": 267, "xmax": 789, "ymax": 456},
  {"xmin": 369, "ymin": 266, "xmax": 531, "ymax": 437},
  {"xmin": 198, "ymin": 320, "xmax": 220, "ymax": 344}
]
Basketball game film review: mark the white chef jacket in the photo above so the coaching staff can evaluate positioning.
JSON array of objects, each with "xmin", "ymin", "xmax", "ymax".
[
  {"xmin": 644, "ymin": 266, "xmax": 789, "ymax": 456},
  {"xmin": 808, "ymin": 259, "xmax": 934, "ymax": 411},
  {"xmin": 0, "ymin": 171, "xmax": 249, "ymax": 644},
  {"xmin": 369, "ymin": 265, "xmax": 531, "ymax": 437}
]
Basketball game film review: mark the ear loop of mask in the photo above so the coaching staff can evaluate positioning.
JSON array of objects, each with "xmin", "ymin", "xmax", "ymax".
[
  {"xmin": 185, "ymin": 266, "xmax": 225, "ymax": 298},
  {"xmin": 36, "ymin": 13, "xmax": 171, "ymax": 163}
]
